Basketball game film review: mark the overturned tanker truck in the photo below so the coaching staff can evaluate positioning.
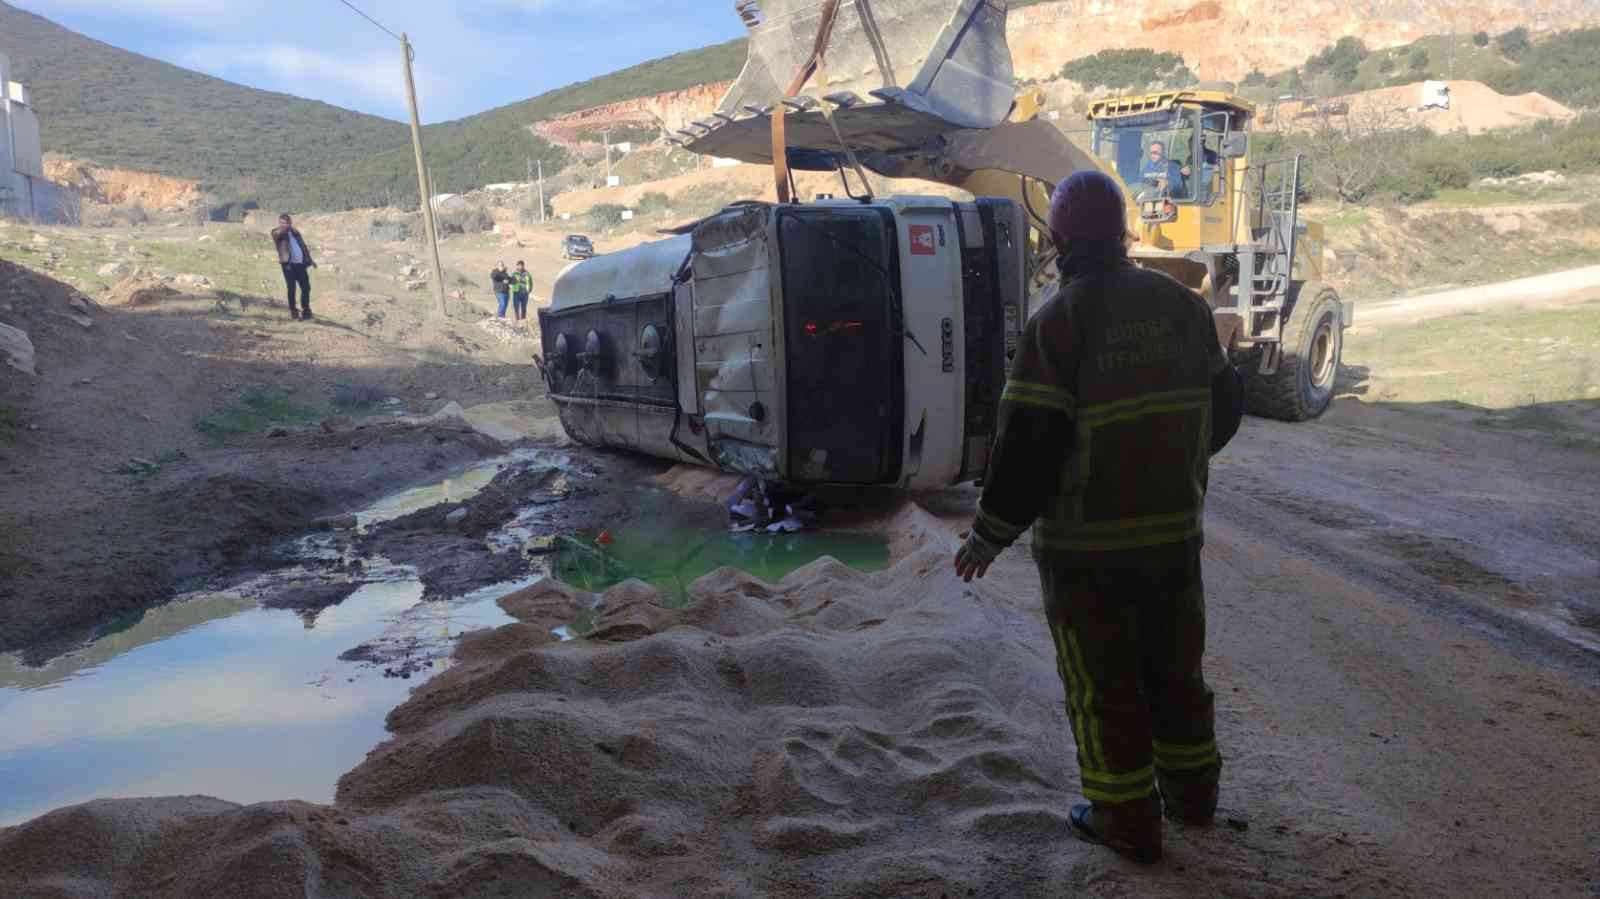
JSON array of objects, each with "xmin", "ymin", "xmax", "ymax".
[
  {"xmin": 536, "ymin": 0, "xmax": 1036, "ymax": 488},
  {"xmin": 537, "ymin": 197, "xmax": 1026, "ymax": 488}
]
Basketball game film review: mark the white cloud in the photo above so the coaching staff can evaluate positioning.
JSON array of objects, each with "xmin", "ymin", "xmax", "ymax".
[{"xmin": 181, "ymin": 43, "xmax": 405, "ymax": 110}]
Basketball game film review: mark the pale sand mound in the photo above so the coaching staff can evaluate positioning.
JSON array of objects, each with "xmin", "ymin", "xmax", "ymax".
[
  {"xmin": 1275, "ymin": 79, "xmax": 1576, "ymax": 136},
  {"xmin": 0, "ymin": 503, "xmax": 1394, "ymax": 897}
]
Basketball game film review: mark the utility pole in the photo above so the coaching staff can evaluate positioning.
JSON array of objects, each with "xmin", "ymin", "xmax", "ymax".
[
  {"xmin": 537, "ymin": 159, "xmax": 546, "ymax": 224},
  {"xmin": 401, "ymin": 33, "xmax": 447, "ymax": 318},
  {"xmin": 603, "ymin": 129, "xmax": 612, "ymax": 181}
]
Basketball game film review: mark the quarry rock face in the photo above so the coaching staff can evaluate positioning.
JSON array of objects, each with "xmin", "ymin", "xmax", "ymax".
[{"xmin": 1008, "ymin": 0, "xmax": 1600, "ymax": 83}]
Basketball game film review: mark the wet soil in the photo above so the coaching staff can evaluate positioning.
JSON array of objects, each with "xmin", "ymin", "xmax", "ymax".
[
  {"xmin": 356, "ymin": 449, "xmax": 674, "ymax": 602},
  {"xmin": 0, "ymin": 418, "xmax": 506, "ymax": 664}
]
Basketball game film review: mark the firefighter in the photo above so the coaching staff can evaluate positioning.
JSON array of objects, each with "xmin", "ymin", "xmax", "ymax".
[{"xmin": 953, "ymin": 169, "xmax": 1244, "ymax": 864}]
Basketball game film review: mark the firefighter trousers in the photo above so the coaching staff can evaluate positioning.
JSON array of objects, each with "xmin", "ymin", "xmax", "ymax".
[{"xmin": 1036, "ymin": 548, "xmax": 1221, "ymax": 844}]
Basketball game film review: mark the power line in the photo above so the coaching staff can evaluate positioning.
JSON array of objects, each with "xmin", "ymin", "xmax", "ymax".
[{"xmin": 335, "ymin": 0, "xmax": 401, "ymax": 41}]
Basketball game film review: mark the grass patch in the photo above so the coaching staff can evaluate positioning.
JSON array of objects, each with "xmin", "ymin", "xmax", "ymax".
[
  {"xmin": 1346, "ymin": 304, "xmax": 1600, "ymax": 410},
  {"xmin": 197, "ymin": 389, "xmax": 321, "ymax": 438},
  {"xmin": 1429, "ymin": 187, "xmax": 1537, "ymax": 207},
  {"xmin": 1318, "ymin": 208, "xmax": 1370, "ymax": 229}
]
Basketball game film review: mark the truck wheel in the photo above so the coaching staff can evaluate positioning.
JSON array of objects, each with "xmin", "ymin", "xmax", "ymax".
[{"xmin": 1244, "ymin": 282, "xmax": 1342, "ymax": 422}]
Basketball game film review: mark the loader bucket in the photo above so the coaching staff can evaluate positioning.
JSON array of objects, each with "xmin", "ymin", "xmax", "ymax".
[{"xmin": 680, "ymin": 0, "xmax": 1016, "ymax": 167}]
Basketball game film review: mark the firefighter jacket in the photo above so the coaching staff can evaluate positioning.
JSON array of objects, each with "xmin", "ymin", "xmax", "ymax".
[{"xmin": 972, "ymin": 249, "xmax": 1236, "ymax": 566}]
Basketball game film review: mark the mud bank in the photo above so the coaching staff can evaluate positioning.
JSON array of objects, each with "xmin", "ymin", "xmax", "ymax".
[
  {"xmin": 0, "ymin": 418, "xmax": 505, "ymax": 664},
  {"xmin": 355, "ymin": 449, "xmax": 674, "ymax": 603}
]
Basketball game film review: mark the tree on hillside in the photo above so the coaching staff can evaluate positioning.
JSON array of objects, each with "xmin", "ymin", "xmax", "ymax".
[
  {"xmin": 1496, "ymin": 26, "xmax": 1531, "ymax": 60},
  {"xmin": 1409, "ymin": 48, "xmax": 1430, "ymax": 72},
  {"xmin": 1059, "ymin": 48, "xmax": 1195, "ymax": 91},
  {"xmin": 1305, "ymin": 37, "xmax": 1370, "ymax": 84},
  {"xmin": 1473, "ymin": 31, "xmax": 1490, "ymax": 47}
]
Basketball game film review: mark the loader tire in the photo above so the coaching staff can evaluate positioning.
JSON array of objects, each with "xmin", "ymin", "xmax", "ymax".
[{"xmin": 1244, "ymin": 282, "xmax": 1342, "ymax": 422}]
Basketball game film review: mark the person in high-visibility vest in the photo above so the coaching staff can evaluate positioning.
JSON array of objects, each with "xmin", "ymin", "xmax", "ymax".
[
  {"xmin": 510, "ymin": 261, "xmax": 533, "ymax": 322},
  {"xmin": 954, "ymin": 170, "xmax": 1244, "ymax": 864}
]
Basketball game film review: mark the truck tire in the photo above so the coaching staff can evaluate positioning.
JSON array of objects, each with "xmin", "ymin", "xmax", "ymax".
[{"xmin": 1243, "ymin": 281, "xmax": 1342, "ymax": 422}]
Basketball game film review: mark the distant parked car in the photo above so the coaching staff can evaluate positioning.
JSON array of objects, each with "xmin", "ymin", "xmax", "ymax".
[{"xmin": 562, "ymin": 234, "xmax": 595, "ymax": 260}]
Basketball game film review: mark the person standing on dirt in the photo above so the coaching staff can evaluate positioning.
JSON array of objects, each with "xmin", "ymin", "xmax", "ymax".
[
  {"xmin": 509, "ymin": 261, "xmax": 533, "ymax": 323},
  {"xmin": 953, "ymin": 170, "xmax": 1244, "ymax": 865},
  {"xmin": 491, "ymin": 262, "xmax": 511, "ymax": 319},
  {"xmin": 270, "ymin": 214, "xmax": 317, "ymax": 321}
]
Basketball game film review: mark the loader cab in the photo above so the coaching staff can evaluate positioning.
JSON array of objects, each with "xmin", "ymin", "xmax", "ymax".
[{"xmin": 1088, "ymin": 91, "xmax": 1254, "ymax": 252}]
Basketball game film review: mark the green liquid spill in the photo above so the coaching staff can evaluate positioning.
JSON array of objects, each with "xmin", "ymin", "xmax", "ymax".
[{"xmin": 552, "ymin": 529, "xmax": 891, "ymax": 612}]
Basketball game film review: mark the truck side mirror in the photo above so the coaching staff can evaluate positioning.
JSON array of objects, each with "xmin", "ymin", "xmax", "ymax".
[{"xmin": 1221, "ymin": 132, "xmax": 1249, "ymax": 159}]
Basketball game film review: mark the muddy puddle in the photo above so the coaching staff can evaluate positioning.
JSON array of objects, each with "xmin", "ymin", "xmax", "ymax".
[{"xmin": 0, "ymin": 450, "xmax": 890, "ymax": 826}]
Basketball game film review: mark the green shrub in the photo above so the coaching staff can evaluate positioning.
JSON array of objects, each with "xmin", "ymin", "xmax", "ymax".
[
  {"xmin": 1486, "ymin": 28, "xmax": 1600, "ymax": 110},
  {"xmin": 518, "ymin": 200, "xmax": 550, "ymax": 226},
  {"xmin": 1059, "ymin": 48, "xmax": 1195, "ymax": 91},
  {"xmin": 1496, "ymin": 26, "xmax": 1531, "ymax": 60},
  {"xmin": 588, "ymin": 203, "xmax": 628, "ymax": 228},
  {"xmin": 1306, "ymin": 37, "xmax": 1369, "ymax": 84},
  {"xmin": 1409, "ymin": 48, "xmax": 1430, "ymax": 71},
  {"xmin": 1276, "ymin": 114, "xmax": 1600, "ymax": 206},
  {"xmin": 636, "ymin": 192, "xmax": 671, "ymax": 213},
  {"xmin": 1243, "ymin": 70, "xmax": 1266, "ymax": 86},
  {"xmin": 1378, "ymin": 56, "xmax": 1396, "ymax": 74},
  {"xmin": 1473, "ymin": 31, "xmax": 1490, "ymax": 48},
  {"xmin": 436, "ymin": 206, "xmax": 494, "ymax": 236}
]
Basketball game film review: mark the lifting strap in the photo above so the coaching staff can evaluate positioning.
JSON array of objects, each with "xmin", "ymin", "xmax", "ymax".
[{"xmin": 771, "ymin": 0, "xmax": 842, "ymax": 204}]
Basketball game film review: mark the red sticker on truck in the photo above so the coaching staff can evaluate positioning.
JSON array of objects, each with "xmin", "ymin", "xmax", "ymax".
[{"xmin": 909, "ymin": 224, "xmax": 937, "ymax": 256}]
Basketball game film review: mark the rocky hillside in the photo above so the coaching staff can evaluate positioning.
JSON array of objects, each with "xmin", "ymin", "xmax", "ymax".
[
  {"xmin": 1010, "ymin": 0, "xmax": 1600, "ymax": 83},
  {"xmin": 0, "ymin": 1, "xmax": 409, "ymax": 203}
]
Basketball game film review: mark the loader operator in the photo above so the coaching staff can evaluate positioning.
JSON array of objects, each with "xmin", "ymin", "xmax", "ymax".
[
  {"xmin": 1139, "ymin": 140, "xmax": 1188, "ymax": 199},
  {"xmin": 953, "ymin": 170, "xmax": 1244, "ymax": 865}
]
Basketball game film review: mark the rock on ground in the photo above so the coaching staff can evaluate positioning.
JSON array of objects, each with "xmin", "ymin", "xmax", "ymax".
[{"xmin": 0, "ymin": 321, "xmax": 36, "ymax": 374}]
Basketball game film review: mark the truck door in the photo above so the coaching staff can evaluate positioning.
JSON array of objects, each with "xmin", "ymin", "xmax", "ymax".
[{"xmin": 776, "ymin": 207, "xmax": 904, "ymax": 484}]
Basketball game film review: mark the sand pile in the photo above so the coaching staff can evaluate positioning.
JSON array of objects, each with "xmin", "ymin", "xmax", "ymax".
[
  {"xmin": 2, "ymin": 502, "xmax": 1409, "ymax": 897},
  {"xmin": 1274, "ymin": 80, "xmax": 1577, "ymax": 136}
]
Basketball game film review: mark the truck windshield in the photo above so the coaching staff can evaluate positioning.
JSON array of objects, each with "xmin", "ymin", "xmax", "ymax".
[{"xmin": 1092, "ymin": 108, "xmax": 1200, "ymax": 203}]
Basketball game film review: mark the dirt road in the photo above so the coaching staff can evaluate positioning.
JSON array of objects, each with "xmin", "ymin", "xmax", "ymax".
[{"xmin": 1356, "ymin": 263, "xmax": 1600, "ymax": 325}]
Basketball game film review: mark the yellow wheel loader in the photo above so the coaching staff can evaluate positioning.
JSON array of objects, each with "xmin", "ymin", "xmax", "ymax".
[{"xmin": 676, "ymin": 0, "xmax": 1351, "ymax": 421}]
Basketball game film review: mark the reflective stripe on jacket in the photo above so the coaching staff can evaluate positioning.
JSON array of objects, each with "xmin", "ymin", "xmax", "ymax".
[
  {"xmin": 972, "ymin": 253, "xmax": 1228, "ymax": 564},
  {"xmin": 509, "ymin": 272, "xmax": 532, "ymax": 294}
]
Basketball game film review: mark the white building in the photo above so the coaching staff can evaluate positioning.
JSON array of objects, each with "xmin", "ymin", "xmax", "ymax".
[{"xmin": 0, "ymin": 53, "xmax": 73, "ymax": 223}]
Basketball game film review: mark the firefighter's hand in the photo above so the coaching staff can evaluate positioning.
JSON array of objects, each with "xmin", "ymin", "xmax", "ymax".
[{"xmin": 954, "ymin": 531, "xmax": 1002, "ymax": 582}]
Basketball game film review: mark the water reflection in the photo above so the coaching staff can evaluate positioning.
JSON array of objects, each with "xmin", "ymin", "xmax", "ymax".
[
  {"xmin": 553, "ymin": 524, "xmax": 891, "ymax": 607},
  {"xmin": 0, "ymin": 567, "xmax": 516, "ymax": 828}
]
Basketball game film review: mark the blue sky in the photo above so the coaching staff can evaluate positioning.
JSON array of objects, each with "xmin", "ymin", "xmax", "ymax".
[{"xmin": 13, "ymin": 0, "xmax": 748, "ymax": 123}]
